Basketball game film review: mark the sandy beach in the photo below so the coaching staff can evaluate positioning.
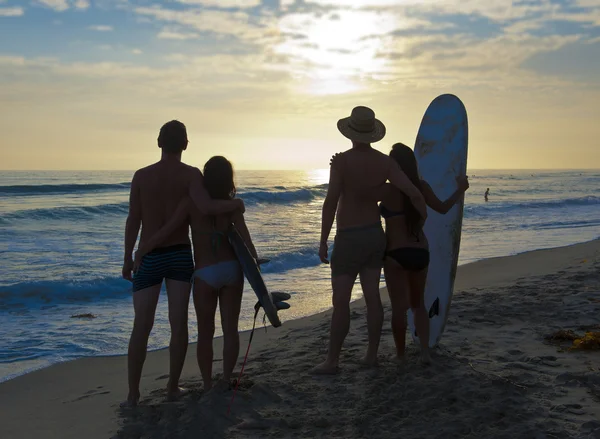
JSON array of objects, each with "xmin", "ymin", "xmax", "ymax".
[{"xmin": 1, "ymin": 239, "xmax": 599, "ymax": 439}]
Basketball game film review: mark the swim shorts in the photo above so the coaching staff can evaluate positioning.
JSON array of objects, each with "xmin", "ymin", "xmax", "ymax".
[
  {"xmin": 132, "ymin": 243, "xmax": 194, "ymax": 292},
  {"xmin": 330, "ymin": 223, "xmax": 386, "ymax": 277}
]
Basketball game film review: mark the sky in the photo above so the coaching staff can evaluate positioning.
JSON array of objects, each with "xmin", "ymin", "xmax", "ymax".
[{"xmin": 0, "ymin": 0, "xmax": 599, "ymax": 170}]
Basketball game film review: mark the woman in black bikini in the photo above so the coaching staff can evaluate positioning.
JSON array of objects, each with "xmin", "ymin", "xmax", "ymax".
[{"xmin": 379, "ymin": 143, "xmax": 469, "ymax": 364}]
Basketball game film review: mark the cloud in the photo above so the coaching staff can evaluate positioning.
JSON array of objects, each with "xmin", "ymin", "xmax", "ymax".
[
  {"xmin": 299, "ymin": 0, "xmax": 593, "ymax": 23},
  {"xmin": 157, "ymin": 30, "xmax": 201, "ymax": 40},
  {"xmin": 74, "ymin": 0, "xmax": 90, "ymax": 9},
  {"xmin": 0, "ymin": 7, "xmax": 24, "ymax": 16},
  {"xmin": 36, "ymin": 0, "xmax": 69, "ymax": 11},
  {"xmin": 34, "ymin": 0, "xmax": 91, "ymax": 12},
  {"xmin": 134, "ymin": 6, "xmax": 274, "ymax": 41},
  {"xmin": 131, "ymin": 48, "xmax": 143, "ymax": 55},
  {"xmin": 0, "ymin": 53, "xmax": 291, "ymax": 107},
  {"xmin": 88, "ymin": 25, "xmax": 114, "ymax": 31},
  {"xmin": 173, "ymin": 0, "xmax": 261, "ymax": 7},
  {"xmin": 119, "ymin": 0, "xmax": 600, "ymax": 98},
  {"xmin": 6, "ymin": 0, "xmax": 600, "ymax": 104}
]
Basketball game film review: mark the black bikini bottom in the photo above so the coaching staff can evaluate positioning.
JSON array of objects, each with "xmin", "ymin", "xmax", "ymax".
[{"xmin": 386, "ymin": 247, "xmax": 430, "ymax": 272}]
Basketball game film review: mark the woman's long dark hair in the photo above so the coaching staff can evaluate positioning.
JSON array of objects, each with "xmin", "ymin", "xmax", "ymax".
[
  {"xmin": 203, "ymin": 156, "xmax": 236, "ymax": 200},
  {"xmin": 389, "ymin": 143, "xmax": 423, "ymax": 237}
]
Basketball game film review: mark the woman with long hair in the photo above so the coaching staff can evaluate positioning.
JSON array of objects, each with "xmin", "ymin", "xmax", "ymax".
[
  {"xmin": 379, "ymin": 143, "xmax": 469, "ymax": 363},
  {"xmin": 134, "ymin": 156, "xmax": 258, "ymax": 391}
]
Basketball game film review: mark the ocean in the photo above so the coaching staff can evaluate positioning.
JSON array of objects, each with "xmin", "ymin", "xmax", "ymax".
[{"xmin": 1, "ymin": 169, "xmax": 599, "ymax": 382}]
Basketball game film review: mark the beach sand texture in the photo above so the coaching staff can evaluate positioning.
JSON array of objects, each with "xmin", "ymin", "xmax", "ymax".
[{"xmin": 1, "ymin": 239, "xmax": 599, "ymax": 439}]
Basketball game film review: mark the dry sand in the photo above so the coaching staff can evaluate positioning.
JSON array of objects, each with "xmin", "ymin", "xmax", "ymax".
[{"xmin": 1, "ymin": 239, "xmax": 599, "ymax": 439}]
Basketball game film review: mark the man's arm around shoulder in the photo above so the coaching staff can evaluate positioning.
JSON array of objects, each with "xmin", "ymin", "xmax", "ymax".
[
  {"xmin": 188, "ymin": 167, "xmax": 245, "ymax": 215},
  {"xmin": 386, "ymin": 157, "xmax": 428, "ymax": 221}
]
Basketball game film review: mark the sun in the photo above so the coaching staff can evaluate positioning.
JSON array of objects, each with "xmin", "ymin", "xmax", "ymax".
[{"xmin": 273, "ymin": 8, "xmax": 402, "ymax": 96}]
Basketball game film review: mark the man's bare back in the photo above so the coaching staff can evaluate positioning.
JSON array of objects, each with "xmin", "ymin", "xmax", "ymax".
[
  {"xmin": 335, "ymin": 146, "xmax": 392, "ymax": 230},
  {"xmin": 133, "ymin": 161, "xmax": 198, "ymax": 249}
]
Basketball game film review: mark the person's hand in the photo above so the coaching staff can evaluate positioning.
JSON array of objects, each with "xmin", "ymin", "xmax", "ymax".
[
  {"xmin": 456, "ymin": 175, "xmax": 469, "ymax": 192},
  {"xmin": 329, "ymin": 153, "xmax": 343, "ymax": 169},
  {"xmin": 122, "ymin": 257, "xmax": 134, "ymax": 282},
  {"xmin": 234, "ymin": 198, "xmax": 246, "ymax": 214},
  {"xmin": 319, "ymin": 241, "xmax": 329, "ymax": 264},
  {"xmin": 133, "ymin": 250, "xmax": 144, "ymax": 274}
]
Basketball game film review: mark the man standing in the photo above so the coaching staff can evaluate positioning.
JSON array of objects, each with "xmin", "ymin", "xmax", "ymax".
[
  {"xmin": 313, "ymin": 106, "xmax": 427, "ymax": 374},
  {"xmin": 121, "ymin": 120, "xmax": 243, "ymax": 406}
]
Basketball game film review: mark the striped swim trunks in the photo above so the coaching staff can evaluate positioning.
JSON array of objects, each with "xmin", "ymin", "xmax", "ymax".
[{"xmin": 132, "ymin": 243, "xmax": 194, "ymax": 292}]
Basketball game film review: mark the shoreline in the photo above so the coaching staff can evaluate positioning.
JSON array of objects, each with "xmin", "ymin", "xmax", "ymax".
[
  {"xmin": 1, "ymin": 237, "xmax": 600, "ymax": 438},
  {"xmin": 2, "ymin": 235, "xmax": 599, "ymax": 385}
]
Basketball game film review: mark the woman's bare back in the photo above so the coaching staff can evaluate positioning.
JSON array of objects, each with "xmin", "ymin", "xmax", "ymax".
[
  {"xmin": 189, "ymin": 208, "xmax": 237, "ymax": 268},
  {"xmin": 381, "ymin": 184, "xmax": 428, "ymax": 250}
]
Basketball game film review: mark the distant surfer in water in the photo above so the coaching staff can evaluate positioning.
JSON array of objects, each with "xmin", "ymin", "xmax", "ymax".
[
  {"xmin": 121, "ymin": 121, "xmax": 244, "ymax": 407},
  {"xmin": 313, "ymin": 107, "xmax": 428, "ymax": 375},
  {"xmin": 373, "ymin": 143, "xmax": 469, "ymax": 364},
  {"xmin": 134, "ymin": 156, "xmax": 259, "ymax": 393},
  {"xmin": 484, "ymin": 188, "xmax": 489, "ymax": 202}
]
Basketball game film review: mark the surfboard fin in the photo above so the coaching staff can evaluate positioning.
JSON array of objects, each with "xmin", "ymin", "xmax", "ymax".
[
  {"xmin": 272, "ymin": 292, "xmax": 291, "ymax": 311},
  {"xmin": 415, "ymin": 298, "xmax": 441, "ymax": 337},
  {"xmin": 253, "ymin": 292, "xmax": 291, "ymax": 319},
  {"xmin": 428, "ymin": 298, "xmax": 440, "ymax": 318},
  {"xmin": 271, "ymin": 292, "xmax": 291, "ymax": 302}
]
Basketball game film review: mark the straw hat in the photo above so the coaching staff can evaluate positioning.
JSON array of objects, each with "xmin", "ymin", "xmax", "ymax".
[{"xmin": 337, "ymin": 106, "xmax": 386, "ymax": 143}]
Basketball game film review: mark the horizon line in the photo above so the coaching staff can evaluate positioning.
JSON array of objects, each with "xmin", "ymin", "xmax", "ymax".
[{"xmin": 1, "ymin": 168, "xmax": 599, "ymax": 172}]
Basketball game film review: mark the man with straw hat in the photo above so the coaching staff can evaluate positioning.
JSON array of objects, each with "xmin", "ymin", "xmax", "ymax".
[{"xmin": 313, "ymin": 106, "xmax": 428, "ymax": 374}]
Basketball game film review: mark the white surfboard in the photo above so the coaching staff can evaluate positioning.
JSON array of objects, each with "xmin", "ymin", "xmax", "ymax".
[{"xmin": 407, "ymin": 94, "xmax": 468, "ymax": 348}]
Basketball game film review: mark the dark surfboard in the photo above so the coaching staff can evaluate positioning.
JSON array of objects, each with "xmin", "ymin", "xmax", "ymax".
[{"xmin": 228, "ymin": 227, "xmax": 281, "ymax": 328}]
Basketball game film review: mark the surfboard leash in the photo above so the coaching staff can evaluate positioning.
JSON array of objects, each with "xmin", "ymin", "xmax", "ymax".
[{"xmin": 227, "ymin": 301, "xmax": 264, "ymax": 415}]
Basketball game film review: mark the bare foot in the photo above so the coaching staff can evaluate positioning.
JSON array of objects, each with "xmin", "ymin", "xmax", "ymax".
[
  {"xmin": 420, "ymin": 351, "xmax": 433, "ymax": 366},
  {"xmin": 119, "ymin": 392, "xmax": 139, "ymax": 408},
  {"xmin": 214, "ymin": 379, "xmax": 231, "ymax": 392},
  {"xmin": 393, "ymin": 355, "xmax": 406, "ymax": 366},
  {"xmin": 310, "ymin": 362, "xmax": 340, "ymax": 375},
  {"xmin": 359, "ymin": 355, "xmax": 378, "ymax": 368},
  {"xmin": 203, "ymin": 379, "xmax": 229, "ymax": 399},
  {"xmin": 166, "ymin": 386, "xmax": 189, "ymax": 402}
]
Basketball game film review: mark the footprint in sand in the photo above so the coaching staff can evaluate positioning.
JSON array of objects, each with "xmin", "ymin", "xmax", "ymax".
[
  {"xmin": 68, "ymin": 388, "xmax": 111, "ymax": 403},
  {"xmin": 155, "ymin": 374, "xmax": 169, "ymax": 381},
  {"xmin": 550, "ymin": 403, "xmax": 586, "ymax": 416}
]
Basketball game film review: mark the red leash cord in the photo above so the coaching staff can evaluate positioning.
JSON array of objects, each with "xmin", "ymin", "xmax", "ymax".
[{"xmin": 227, "ymin": 305, "xmax": 261, "ymax": 415}]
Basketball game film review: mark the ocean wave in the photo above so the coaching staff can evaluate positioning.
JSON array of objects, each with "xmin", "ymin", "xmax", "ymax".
[
  {"xmin": 464, "ymin": 196, "xmax": 600, "ymax": 218},
  {"xmin": 0, "ymin": 182, "xmax": 328, "ymax": 207},
  {"xmin": 0, "ymin": 184, "xmax": 329, "ymax": 223},
  {"xmin": 532, "ymin": 218, "xmax": 600, "ymax": 230},
  {"xmin": 261, "ymin": 246, "xmax": 322, "ymax": 274},
  {"xmin": 239, "ymin": 186, "xmax": 328, "ymax": 204},
  {"xmin": 0, "ymin": 277, "xmax": 133, "ymax": 310},
  {"xmin": 1, "ymin": 202, "xmax": 129, "ymax": 223},
  {"xmin": 0, "ymin": 246, "xmax": 321, "ymax": 308},
  {"xmin": 0, "ymin": 182, "xmax": 131, "ymax": 197}
]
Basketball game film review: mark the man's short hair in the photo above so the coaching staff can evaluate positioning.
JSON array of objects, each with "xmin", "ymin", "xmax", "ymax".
[{"xmin": 158, "ymin": 120, "xmax": 188, "ymax": 153}]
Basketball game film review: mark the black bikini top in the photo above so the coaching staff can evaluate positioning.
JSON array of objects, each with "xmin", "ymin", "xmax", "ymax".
[{"xmin": 379, "ymin": 204, "xmax": 405, "ymax": 219}]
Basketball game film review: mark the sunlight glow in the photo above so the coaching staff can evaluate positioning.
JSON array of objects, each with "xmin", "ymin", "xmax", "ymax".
[
  {"xmin": 274, "ymin": 10, "xmax": 406, "ymax": 95},
  {"xmin": 307, "ymin": 169, "xmax": 330, "ymax": 185}
]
